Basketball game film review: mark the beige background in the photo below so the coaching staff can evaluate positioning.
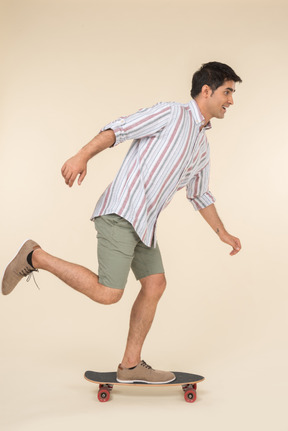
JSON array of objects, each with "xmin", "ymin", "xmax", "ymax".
[{"xmin": 1, "ymin": 0, "xmax": 288, "ymax": 430}]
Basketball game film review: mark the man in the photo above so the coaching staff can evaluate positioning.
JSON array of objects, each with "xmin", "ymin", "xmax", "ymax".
[{"xmin": 2, "ymin": 62, "xmax": 242, "ymax": 384}]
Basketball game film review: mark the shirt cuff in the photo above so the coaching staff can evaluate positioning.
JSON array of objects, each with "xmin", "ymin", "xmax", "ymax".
[
  {"xmin": 190, "ymin": 191, "xmax": 216, "ymax": 210},
  {"xmin": 100, "ymin": 118, "xmax": 127, "ymax": 147}
]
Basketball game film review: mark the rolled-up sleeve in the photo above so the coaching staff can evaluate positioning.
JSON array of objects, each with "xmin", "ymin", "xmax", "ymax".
[
  {"xmin": 100, "ymin": 103, "xmax": 171, "ymax": 146},
  {"xmin": 186, "ymin": 162, "xmax": 216, "ymax": 210}
]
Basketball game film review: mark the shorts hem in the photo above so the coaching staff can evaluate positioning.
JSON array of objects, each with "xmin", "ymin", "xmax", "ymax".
[
  {"xmin": 135, "ymin": 270, "xmax": 165, "ymax": 281},
  {"xmin": 98, "ymin": 276, "xmax": 126, "ymax": 290}
]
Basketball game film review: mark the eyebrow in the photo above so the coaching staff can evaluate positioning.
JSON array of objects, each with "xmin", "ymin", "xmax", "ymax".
[{"xmin": 225, "ymin": 87, "xmax": 236, "ymax": 93}]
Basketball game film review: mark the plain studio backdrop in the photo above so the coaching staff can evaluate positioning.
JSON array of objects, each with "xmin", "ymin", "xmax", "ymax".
[{"xmin": 1, "ymin": 0, "xmax": 287, "ymax": 430}]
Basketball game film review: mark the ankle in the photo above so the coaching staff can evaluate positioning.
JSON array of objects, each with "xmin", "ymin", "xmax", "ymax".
[
  {"xmin": 120, "ymin": 358, "xmax": 140, "ymax": 369},
  {"xmin": 31, "ymin": 247, "xmax": 42, "ymax": 269}
]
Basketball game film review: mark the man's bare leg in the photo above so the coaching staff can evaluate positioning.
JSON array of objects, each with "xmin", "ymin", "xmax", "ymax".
[
  {"xmin": 120, "ymin": 273, "xmax": 166, "ymax": 368},
  {"xmin": 32, "ymin": 248, "xmax": 123, "ymax": 305}
]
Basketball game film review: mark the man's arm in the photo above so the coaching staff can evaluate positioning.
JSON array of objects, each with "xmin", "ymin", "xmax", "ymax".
[
  {"xmin": 199, "ymin": 204, "xmax": 241, "ymax": 256},
  {"xmin": 61, "ymin": 130, "xmax": 115, "ymax": 187}
]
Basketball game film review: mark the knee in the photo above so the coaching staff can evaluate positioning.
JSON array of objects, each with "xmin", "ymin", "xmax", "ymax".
[
  {"xmin": 104, "ymin": 290, "xmax": 123, "ymax": 305},
  {"xmin": 92, "ymin": 286, "xmax": 124, "ymax": 305},
  {"xmin": 155, "ymin": 276, "xmax": 167, "ymax": 296},
  {"xmin": 104, "ymin": 292, "xmax": 123, "ymax": 305},
  {"xmin": 141, "ymin": 274, "xmax": 167, "ymax": 300}
]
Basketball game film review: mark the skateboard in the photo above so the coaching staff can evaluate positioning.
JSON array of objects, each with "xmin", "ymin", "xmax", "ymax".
[{"xmin": 84, "ymin": 370, "xmax": 204, "ymax": 403}]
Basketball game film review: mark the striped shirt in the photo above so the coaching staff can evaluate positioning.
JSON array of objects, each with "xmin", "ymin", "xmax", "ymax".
[{"xmin": 91, "ymin": 99, "xmax": 215, "ymax": 247}]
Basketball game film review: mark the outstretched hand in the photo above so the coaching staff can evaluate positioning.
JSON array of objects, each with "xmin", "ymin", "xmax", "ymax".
[
  {"xmin": 61, "ymin": 154, "xmax": 87, "ymax": 187},
  {"xmin": 218, "ymin": 231, "xmax": 242, "ymax": 256}
]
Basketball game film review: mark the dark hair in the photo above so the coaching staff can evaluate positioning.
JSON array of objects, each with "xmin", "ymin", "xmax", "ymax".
[{"xmin": 191, "ymin": 62, "xmax": 242, "ymax": 98}]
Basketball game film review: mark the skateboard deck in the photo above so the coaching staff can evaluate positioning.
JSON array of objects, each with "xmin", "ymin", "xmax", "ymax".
[{"xmin": 84, "ymin": 370, "xmax": 204, "ymax": 403}]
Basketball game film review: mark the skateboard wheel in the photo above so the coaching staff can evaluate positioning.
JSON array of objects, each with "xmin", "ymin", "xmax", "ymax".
[
  {"xmin": 182, "ymin": 383, "xmax": 197, "ymax": 392},
  {"xmin": 184, "ymin": 389, "xmax": 197, "ymax": 403},
  {"xmin": 98, "ymin": 388, "xmax": 110, "ymax": 402},
  {"xmin": 99, "ymin": 384, "xmax": 113, "ymax": 392}
]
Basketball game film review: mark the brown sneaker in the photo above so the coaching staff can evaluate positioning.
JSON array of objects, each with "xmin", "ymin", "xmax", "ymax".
[
  {"xmin": 2, "ymin": 240, "xmax": 40, "ymax": 295},
  {"xmin": 117, "ymin": 360, "xmax": 175, "ymax": 384}
]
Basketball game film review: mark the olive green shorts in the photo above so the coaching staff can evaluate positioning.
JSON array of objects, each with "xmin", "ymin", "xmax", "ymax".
[{"xmin": 94, "ymin": 214, "xmax": 164, "ymax": 290}]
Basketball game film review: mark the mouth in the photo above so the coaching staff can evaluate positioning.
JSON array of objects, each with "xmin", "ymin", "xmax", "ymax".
[{"xmin": 222, "ymin": 106, "xmax": 228, "ymax": 112}]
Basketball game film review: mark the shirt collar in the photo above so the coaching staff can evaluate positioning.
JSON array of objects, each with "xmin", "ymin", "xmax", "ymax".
[{"xmin": 188, "ymin": 99, "xmax": 212, "ymax": 131}]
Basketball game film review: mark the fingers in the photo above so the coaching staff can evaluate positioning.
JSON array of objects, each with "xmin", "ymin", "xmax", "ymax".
[
  {"xmin": 230, "ymin": 248, "xmax": 239, "ymax": 256},
  {"xmin": 61, "ymin": 159, "xmax": 87, "ymax": 187},
  {"xmin": 61, "ymin": 163, "xmax": 68, "ymax": 178},
  {"xmin": 220, "ymin": 232, "xmax": 241, "ymax": 256},
  {"xmin": 67, "ymin": 172, "xmax": 78, "ymax": 187},
  {"xmin": 78, "ymin": 169, "xmax": 87, "ymax": 185},
  {"xmin": 61, "ymin": 163, "xmax": 74, "ymax": 187},
  {"xmin": 229, "ymin": 237, "xmax": 241, "ymax": 256}
]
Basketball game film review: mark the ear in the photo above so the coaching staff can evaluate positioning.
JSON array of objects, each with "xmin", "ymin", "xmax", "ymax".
[{"xmin": 201, "ymin": 85, "xmax": 212, "ymax": 98}]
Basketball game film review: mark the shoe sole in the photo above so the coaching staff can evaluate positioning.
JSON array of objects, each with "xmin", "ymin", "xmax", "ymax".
[
  {"xmin": 1, "ymin": 238, "xmax": 33, "ymax": 295},
  {"xmin": 116, "ymin": 377, "xmax": 176, "ymax": 384}
]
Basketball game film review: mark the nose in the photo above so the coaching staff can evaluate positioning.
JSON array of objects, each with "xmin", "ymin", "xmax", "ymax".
[{"xmin": 229, "ymin": 94, "xmax": 234, "ymax": 105}]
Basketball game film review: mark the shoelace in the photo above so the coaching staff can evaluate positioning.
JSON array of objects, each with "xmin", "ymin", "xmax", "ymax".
[
  {"xmin": 26, "ymin": 271, "xmax": 40, "ymax": 290},
  {"xmin": 140, "ymin": 360, "xmax": 153, "ymax": 370},
  {"xmin": 18, "ymin": 266, "xmax": 40, "ymax": 290}
]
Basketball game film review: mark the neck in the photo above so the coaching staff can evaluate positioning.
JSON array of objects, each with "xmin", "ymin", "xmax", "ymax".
[{"xmin": 193, "ymin": 97, "xmax": 211, "ymax": 126}]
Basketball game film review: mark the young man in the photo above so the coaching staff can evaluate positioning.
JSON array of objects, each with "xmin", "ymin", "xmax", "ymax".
[{"xmin": 2, "ymin": 62, "xmax": 242, "ymax": 384}]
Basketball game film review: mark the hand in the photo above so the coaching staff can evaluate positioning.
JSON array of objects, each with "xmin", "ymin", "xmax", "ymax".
[
  {"xmin": 61, "ymin": 154, "xmax": 87, "ymax": 187},
  {"xmin": 218, "ymin": 231, "xmax": 242, "ymax": 256}
]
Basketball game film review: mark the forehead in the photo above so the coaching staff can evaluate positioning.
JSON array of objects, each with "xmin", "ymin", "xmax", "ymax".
[{"xmin": 218, "ymin": 80, "xmax": 236, "ymax": 92}]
